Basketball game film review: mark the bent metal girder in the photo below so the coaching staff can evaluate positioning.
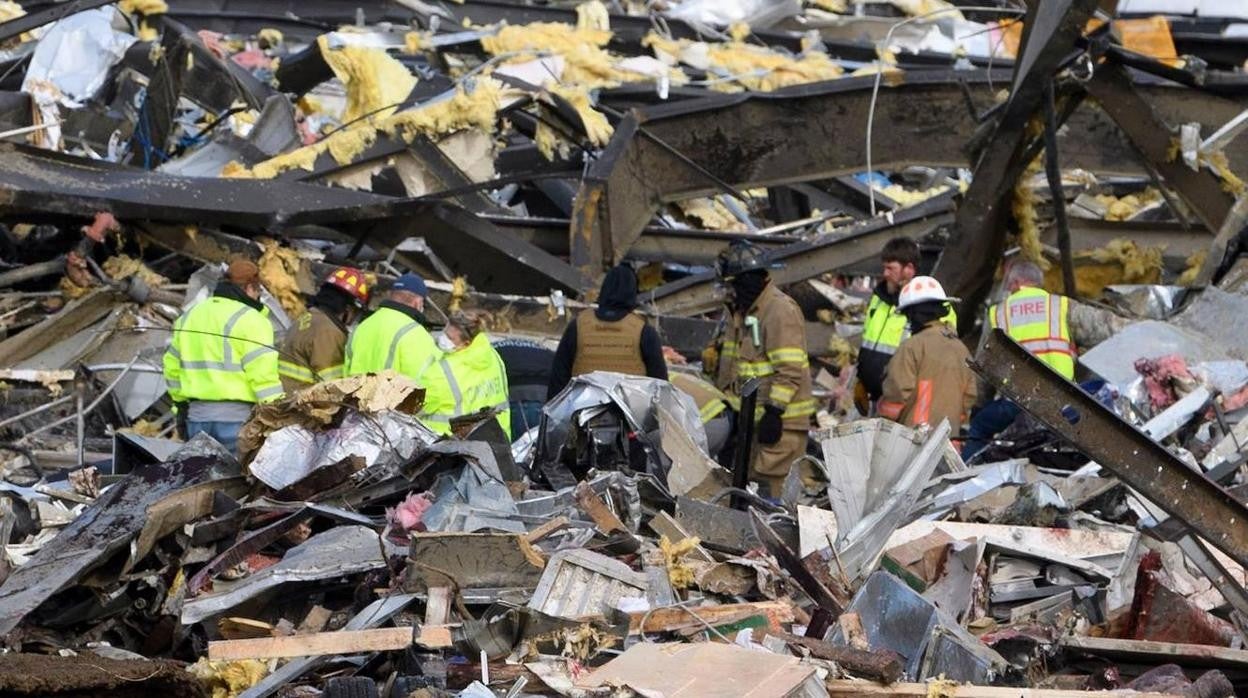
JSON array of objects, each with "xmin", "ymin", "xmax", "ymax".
[
  {"xmin": 570, "ymin": 69, "xmax": 1248, "ymax": 289},
  {"xmin": 971, "ymin": 329, "xmax": 1248, "ymax": 571}
]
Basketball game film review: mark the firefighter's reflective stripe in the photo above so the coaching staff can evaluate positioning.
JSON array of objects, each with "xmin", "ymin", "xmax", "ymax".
[
  {"xmin": 767, "ymin": 347, "xmax": 809, "ymax": 366},
  {"xmin": 278, "ymin": 360, "xmax": 316, "ymax": 384},
  {"xmin": 738, "ymin": 360, "xmax": 775, "ymax": 378}
]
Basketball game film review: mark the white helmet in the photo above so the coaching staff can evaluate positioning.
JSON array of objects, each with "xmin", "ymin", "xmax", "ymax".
[{"xmin": 897, "ymin": 275, "xmax": 955, "ymax": 310}]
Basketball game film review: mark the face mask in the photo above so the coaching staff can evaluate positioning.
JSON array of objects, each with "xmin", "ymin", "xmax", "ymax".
[{"xmin": 435, "ymin": 332, "xmax": 456, "ymax": 352}]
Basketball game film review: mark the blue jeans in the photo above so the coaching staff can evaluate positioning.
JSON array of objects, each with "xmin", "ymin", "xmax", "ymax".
[
  {"xmin": 961, "ymin": 399, "xmax": 1021, "ymax": 462},
  {"xmin": 186, "ymin": 420, "xmax": 243, "ymax": 456}
]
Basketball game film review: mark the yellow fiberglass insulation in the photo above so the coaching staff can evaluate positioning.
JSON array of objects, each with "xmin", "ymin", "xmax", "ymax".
[
  {"xmin": 659, "ymin": 535, "xmax": 700, "ymax": 589},
  {"xmin": 644, "ymin": 33, "xmax": 842, "ymax": 92},
  {"xmin": 1178, "ymin": 249, "xmax": 1207, "ymax": 286},
  {"xmin": 187, "ymin": 658, "xmax": 269, "ymax": 698},
  {"xmin": 576, "ymin": 0, "xmax": 610, "ymax": 32},
  {"xmin": 1093, "ymin": 188, "xmax": 1162, "ymax": 221},
  {"xmin": 548, "ymin": 84, "xmax": 612, "ymax": 146},
  {"xmin": 119, "ymin": 0, "xmax": 168, "ymax": 14},
  {"xmin": 677, "ymin": 197, "xmax": 746, "ymax": 231},
  {"xmin": 876, "ymin": 184, "xmax": 949, "ymax": 207},
  {"xmin": 102, "ymin": 255, "xmax": 168, "ymax": 288},
  {"xmin": 317, "ymin": 36, "xmax": 418, "ymax": 124},
  {"xmin": 227, "ymin": 77, "xmax": 506, "ymax": 179},
  {"xmin": 258, "ymin": 240, "xmax": 306, "ymax": 318},
  {"xmin": 481, "ymin": 22, "xmax": 633, "ymax": 89},
  {"xmin": 1043, "ymin": 238, "xmax": 1163, "ymax": 298}
]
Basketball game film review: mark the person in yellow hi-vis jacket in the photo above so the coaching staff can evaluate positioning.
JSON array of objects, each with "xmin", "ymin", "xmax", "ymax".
[
  {"xmin": 710, "ymin": 241, "xmax": 816, "ymax": 495},
  {"xmin": 163, "ymin": 259, "xmax": 284, "ymax": 455},
  {"xmin": 278, "ymin": 267, "xmax": 370, "ymax": 393},
  {"xmin": 877, "ymin": 276, "xmax": 975, "ymax": 434},
  {"xmin": 419, "ymin": 311, "xmax": 511, "ymax": 438}
]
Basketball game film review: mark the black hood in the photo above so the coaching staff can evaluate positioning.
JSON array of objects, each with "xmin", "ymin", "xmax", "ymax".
[
  {"xmin": 595, "ymin": 265, "xmax": 638, "ymax": 321},
  {"xmin": 874, "ymin": 279, "xmax": 900, "ymax": 306}
]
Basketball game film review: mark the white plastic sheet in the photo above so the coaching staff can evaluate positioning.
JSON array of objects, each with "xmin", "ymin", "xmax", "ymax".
[{"xmin": 22, "ymin": 8, "xmax": 135, "ymax": 108}]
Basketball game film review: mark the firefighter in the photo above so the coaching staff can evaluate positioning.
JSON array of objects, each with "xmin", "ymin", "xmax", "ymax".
[
  {"xmin": 962, "ymin": 260, "xmax": 1075, "ymax": 461},
  {"xmin": 345, "ymin": 272, "xmax": 439, "ymax": 382},
  {"xmin": 710, "ymin": 241, "xmax": 815, "ymax": 494},
  {"xmin": 419, "ymin": 311, "xmax": 511, "ymax": 438},
  {"xmin": 856, "ymin": 237, "xmax": 956, "ymax": 412},
  {"xmin": 163, "ymin": 259, "xmax": 283, "ymax": 455},
  {"xmin": 670, "ymin": 371, "xmax": 734, "ymax": 460},
  {"xmin": 877, "ymin": 276, "xmax": 976, "ymax": 433},
  {"xmin": 278, "ymin": 267, "xmax": 370, "ymax": 393},
  {"xmin": 547, "ymin": 264, "xmax": 667, "ymax": 398}
]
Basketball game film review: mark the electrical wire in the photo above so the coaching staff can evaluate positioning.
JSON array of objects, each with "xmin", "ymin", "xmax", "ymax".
[{"xmin": 864, "ymin": 5, "xmax": 1027, "ymax": 217}]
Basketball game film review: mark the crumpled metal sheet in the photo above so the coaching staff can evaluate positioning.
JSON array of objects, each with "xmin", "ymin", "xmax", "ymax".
[
  {"xmin": 249, "ymin": 411, "xmax": 436, "ymax": 491},
  {"xmin": 912, "ymin": 459, "xmax": 1029, "ymax": 520},
  {"xmin": 22, "ymin": 8, "xmax": 135, "ymax": 107},
  {"xmin": 820, "ymin": 419, "xmax": 950, "ymax": 588},
  {"xmin": 1104, "ymin": 285, "xmax": 1189, "ymax": 320},
  {"xmin": 420, "ymin": 440, "xmax": 521, "ymax": 533},
  {"xmin": 537, "ymin": 371, "xmax": 706, "ymax": 477},
  {"xmin": 181, "ymin": 525, "xmax": 386, "ymax": 624},
  {"xmin": 0, "ymin": 434, "xmax": 237, "ymax": 636}
]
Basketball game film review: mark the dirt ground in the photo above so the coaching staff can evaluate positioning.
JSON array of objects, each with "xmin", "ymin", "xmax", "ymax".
[{"xmin": 0, "ymin": 652, "xmax": 207, "ymax": 697}]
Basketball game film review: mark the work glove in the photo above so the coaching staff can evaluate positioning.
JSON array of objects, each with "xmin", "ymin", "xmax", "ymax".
[{"xmin": 757, "ymin": 404, "xmax": 784, "ymax": 446}]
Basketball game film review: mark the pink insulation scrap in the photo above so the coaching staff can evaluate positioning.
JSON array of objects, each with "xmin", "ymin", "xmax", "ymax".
[
  {"xmin": 1134, "ymin": 355, "xmax": 1196, "ymax": 411},
  {"xmin": 387, "ymin": 492, "xmax": 432, "ymax": 533}
]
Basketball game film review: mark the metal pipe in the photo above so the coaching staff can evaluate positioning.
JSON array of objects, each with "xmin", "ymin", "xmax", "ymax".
[
  {"xmin": 0, "ymin": 258, "xmax": 64, "ymax": 289},
  {"xmin": 23, "ymin": 357, "xmax": 139, "ymax": 440},
  {"xmin": 75, "ymin": 385, "xmax": 85, "ymax": 468}
]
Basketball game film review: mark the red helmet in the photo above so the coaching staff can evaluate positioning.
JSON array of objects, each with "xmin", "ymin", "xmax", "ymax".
[{"xmin": 324, "ymin": 267, "xmax": 370, "ymax": 306}]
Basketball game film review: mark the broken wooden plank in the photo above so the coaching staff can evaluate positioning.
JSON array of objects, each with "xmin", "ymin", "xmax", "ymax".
[
  {"xmin": 824, "ymin": 682, "xmax": 1179, "ymax": 697},
  {"xmin": 628, "ymin": 600, "xmax": 795, "ymax": 635},
  {"xmin": 208, "ymin": 625, "xmax": 454, "ymax": 661},
  {"xmin": 778, "ymin": 631, "xmax": 903, "ymax": 684},
  {"xmin": 574, "ymin": 481, "xmax": 626, "ymax": 534},
  {"xmin": 524, "ymin": 516, "xmax": 570, "ymax": 544},
  {"xmin": 424, "ymin": 587, "xmax": 451, "ymax": 626},
  {"xmin": 1060, "ymin": 635, "xmax": 1248, "ymax": 670}
]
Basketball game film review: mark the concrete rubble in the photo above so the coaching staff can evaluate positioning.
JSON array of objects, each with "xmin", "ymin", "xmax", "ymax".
[{"xmin": 0, "ymin": 0, "xmax": 1246, "ymax": 696}]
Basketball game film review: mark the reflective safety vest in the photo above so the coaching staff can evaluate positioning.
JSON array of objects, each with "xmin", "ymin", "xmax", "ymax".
[
  {"xmin": 861, "ymin": 293, "xmax": 958, "ymax": 359},
  {"xmin": 344, "ymin": 305, "xmax": 438, "ymax": 383},
  {"xmin": 419, "ymin": 333, "xmax": 512, "ymax": 438},
  {"xmin": 163, "ymin": 295, "xmax": 284, "ymax": 405},
  {"xmin": 670, "ymin": 372, "xmax": 730, "ymax": 424},
  {"xmin": 990, "ymin": 286, "xmax": 1075, "ymax": 380}
]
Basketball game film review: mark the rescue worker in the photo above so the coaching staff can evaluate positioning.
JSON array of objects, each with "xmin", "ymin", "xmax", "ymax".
[
  {"xmin": 419, "ymin": 311, "xmax": 511, "ymax": 438},
  {"xmin": 711, "ymin": 241, "xmax": 815, "ymax": 494},
  {"xmin": 492, "ymin": 337, "xmax": 555, "ymax": 440},
  {"xmin": 962, "ymin": 260, "xmax": 1076, "ymax": 461},
  {"xmin": 547, "ymin": 264, "xmax": 667, "ymax": 398},
  {"xmin": 345, "ymin": 272, "xmax": 438, "ymax": 382},
  {"xmin": 857, "ymin": 238, "xmax": 956, "ymax": 410},
  {"xmin": 877, "ymin": 277, "xmax": 976, "ymax": 433},
  {"xmin": 278, "ymin": 267, "xmax": 370, "ymax": 393},
  {"xmin": 670, "ymin": 371, "xmax": 734, "ymax": 461},
  {"xmin": 163, "ymin": 259, "xmax": 284, "ymax": 455}
]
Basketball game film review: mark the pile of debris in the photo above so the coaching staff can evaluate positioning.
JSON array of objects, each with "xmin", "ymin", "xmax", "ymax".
[{"xmin": 2, "ymin": 0, "xmax": 1248, "ymax": 696}]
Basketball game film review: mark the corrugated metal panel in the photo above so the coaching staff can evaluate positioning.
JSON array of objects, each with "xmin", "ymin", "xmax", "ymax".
[{"xmin": 528, "ymin": 548, "xmax": 647, "ymax": 620}]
